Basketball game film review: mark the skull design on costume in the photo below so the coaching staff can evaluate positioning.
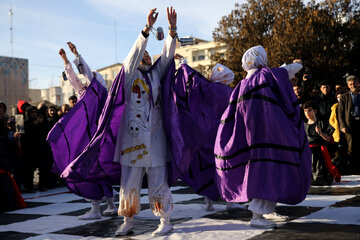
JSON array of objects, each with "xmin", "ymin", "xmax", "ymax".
[
  {"xmin": 127, "ymin": 120, "xmax": 140, "ymax": 137},
  {"xmin": 131, "ymin": 78, "xmax": 149, "ymax": 108}
]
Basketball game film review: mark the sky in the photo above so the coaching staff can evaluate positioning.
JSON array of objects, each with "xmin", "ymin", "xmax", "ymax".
[{"xmin": 0, "ymin": 0, "xmax": 243, "ymax": 89}]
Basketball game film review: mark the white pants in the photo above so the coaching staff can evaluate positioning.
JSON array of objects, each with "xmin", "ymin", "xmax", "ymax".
[
  {"xmin": 248, "ymin": 198, "xmax": 277, "ymax": 215},
  {"xmin": 118, "ymin": 166, "xmax": 173, "ymax": 218}
]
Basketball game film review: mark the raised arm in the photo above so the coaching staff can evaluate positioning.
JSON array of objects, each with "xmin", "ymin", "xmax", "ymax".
[
  {"xmin": 123, "ymin": 9, "xmax": 159, "ymax": 74},
  {"xmin": 156, "ymin": 7, "xmax": 177, "ymax": 77},
  {"xmin": 59, "ymin": 48, "xmax": 85, "ymax": 94},
  {"xmin": 68, "ymin": 42, "xmax": 92, "ymax": 86},
  {"xmin": 281, "ymin": 59, "xmax": 303, "ymax": 79}
]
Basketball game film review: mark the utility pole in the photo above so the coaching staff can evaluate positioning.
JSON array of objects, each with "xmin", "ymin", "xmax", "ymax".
[{"xmin": 9, "ymin": 8, "xmax": 14, "ymax": 57}]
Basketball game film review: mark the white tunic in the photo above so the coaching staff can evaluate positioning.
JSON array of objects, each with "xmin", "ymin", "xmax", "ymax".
[{"xmin": 113, "ymin": 32, "xmax": 176, "ymax": 167}]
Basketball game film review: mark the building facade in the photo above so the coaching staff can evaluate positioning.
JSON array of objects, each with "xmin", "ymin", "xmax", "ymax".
[
  {"xmin": 96, "ymin": 63, "xmax": 123, "ymax": 89},
  {"xmin": 0, "ymin": 56, "xmax": 29, "ymax": 107},
  {"xmin": 175, "ymin": 37, "xmax": 226, "ymax": 76}
]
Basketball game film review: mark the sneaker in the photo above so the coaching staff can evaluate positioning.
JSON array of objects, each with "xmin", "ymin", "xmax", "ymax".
[
  {"xmin": 226, "ymin": 202, "xmax": 246, "ymax": 211},
  {"xmin": 115, "ymin": 222, "xmax": 134, "ymax": 236},
  {"xmin": 102, "ymin": 207, "xmax": 117, "ymax": 217},
  {"xmin": 78, "ymin": 210, "xmax": 101, "ymax": 220},
  {"xmin": 152, "ymin": 222, "xmax": 173, "ymax": 236},
  {"xmin": 264, "ymin": 212, "xmax": 289, "ymax": 221},
  {"xmin": 250, "ymin": 217, "xmax": 276, "ymax": 229}
]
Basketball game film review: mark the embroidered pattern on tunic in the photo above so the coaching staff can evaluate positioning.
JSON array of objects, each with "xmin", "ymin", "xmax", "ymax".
[
  {"xmin": 130, "ymin": 150, "xmax": 149, "ymax": 165},
  {"xmin": 121, "ymin": 144, "xmax": 147, "ymax": 155}
]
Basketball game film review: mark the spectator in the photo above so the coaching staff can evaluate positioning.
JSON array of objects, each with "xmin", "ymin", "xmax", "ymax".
[
  {"xmin": 47, "ymin": 106, "xmax": 60, "ymax": 128},
  {"xmin": 303, "ymin": 101, "xmax": 338, "ymax": 186},
  {"xmin": 68, "ymin": 95, "xmax": 78, "ymax": 108},
  {"xmin": 315, "ymin": 81, "xmax": 337, "ymax": 122},
  {"xmin": 60, "ymin": 104, "xmax": 70, "ymax": 117},
  {"xmin": 0, "ymin": 102, "xmax": 26, "ymax": 212},
  {"xmin": 23, "ymin": 106, "xmax": 41, "ymax": 192},
  {"xmin": 7, "ymin": 118, "xmax": 24, "ymax": 190},
  {"xmin": 335, "ymin": 81, "xmax": 346, "ymax": 96},
  {"xmin": 338, "ymin": 75, "xmax": 360, "ymax": 174}
]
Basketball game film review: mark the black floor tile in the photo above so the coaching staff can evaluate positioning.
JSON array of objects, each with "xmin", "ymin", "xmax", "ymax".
[
  {"xmin": 53, "ymin": 217, "xmax": 190, "ymax": 237},
  {"xmin": 0, "ymin": 231, "xmax": 38, "ymax": 240},
  {"xmin": 0, "ymin": 213, "xmax": 48, "ymax": 225},
  {"xmin": 249, "ymin": 222, "xmax": 360, "ymax": 240}
]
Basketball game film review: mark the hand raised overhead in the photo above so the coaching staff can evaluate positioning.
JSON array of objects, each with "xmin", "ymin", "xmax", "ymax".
[
  {"xmin": 59, "ymin": 48, "xmax": 69, "ymax": 65},
  {"xmin": 167, "ymin": 6, "xmax": 177, "ymax": 29},
  {"xmin": 67, "ymin": 42, "xmax": 79, "ymax": 57}
]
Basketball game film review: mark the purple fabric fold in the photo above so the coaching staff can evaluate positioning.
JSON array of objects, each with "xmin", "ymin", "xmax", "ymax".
[
  {"xmin": 60, "ymin": 68, "xmax": 126, "ymax": 186},
  {"xmin": 214, "ymin": 67, "xmax": 312, "ymax": 204},
  {"xmin": 163, "ymin": 63, "xmax": 232, "ymax": 200},
  {"xmin": 47, "ymin": 78, "xmax": 109, "ymax": 200}
]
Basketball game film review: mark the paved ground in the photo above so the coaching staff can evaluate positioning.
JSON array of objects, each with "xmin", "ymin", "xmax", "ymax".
[{"xmin": 0, "ymin": 176, "xmax": 360, "ymax": 240}]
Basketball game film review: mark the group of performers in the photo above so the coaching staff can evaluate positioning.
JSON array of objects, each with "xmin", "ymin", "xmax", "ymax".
[{"xmin": 48, "ymin": 7, "xmax": 311, "ymax": 237}]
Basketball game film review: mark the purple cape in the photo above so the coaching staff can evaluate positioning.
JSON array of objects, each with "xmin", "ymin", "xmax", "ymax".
[
  {"xmin": 47, "ymin": 78, "xmax": 110, "ymax": 200},
  {"xmin": 214, "ymin": 67, "xmax": 311, "ymax": 204},
  {"xmin": 60, "ymin": 59, "xmax": 162, "ymax": 185},
  {"xmin": 60, "ymin": 68, "xmax": 126, "ymax": 185},
  {"xmin": 163, "ymin": 63, "xmax": 232, "ymax": 200}
]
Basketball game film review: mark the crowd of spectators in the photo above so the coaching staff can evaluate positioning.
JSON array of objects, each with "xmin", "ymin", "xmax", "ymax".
[
  {"xmin": 292, "ymin": 73, "xmax": 360, "ymax": 185},
  {"xmin": 0, "ymin": 95, "xmax": 78, "ymax": 212}
]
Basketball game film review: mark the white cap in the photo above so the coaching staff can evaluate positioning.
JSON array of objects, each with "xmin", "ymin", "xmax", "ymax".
[
  {"xmin": 209, "ymin": 63, "xmax": 235, "ymax": 85},
  {"xmin": 241, "ymin": 45, "xmax": 268, "ymax": 72}
]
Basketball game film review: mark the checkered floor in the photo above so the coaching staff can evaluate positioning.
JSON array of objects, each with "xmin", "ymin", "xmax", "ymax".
[{"xmin": 1, "ymin": 176, "xmax": 360, "ymax": 240}]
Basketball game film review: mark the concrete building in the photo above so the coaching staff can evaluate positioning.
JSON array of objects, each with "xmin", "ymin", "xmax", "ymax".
[
  {"xmin": 152, "ymin": 37, "xmax": 226, "ymax": 77},
  {"xmin": 59, "ymin": 63, "xmax": 122, "ymax": 104},
  {"xmin": 0, "ymin": 56, "xmax": 29, "ymax": 107},
  {"xmin": 28, "ymin": 89, "xmax": 42, "ymax": 103},
  {"xmin": 97, "ymin": 63, "xmax": 123, "ymax": 89},
  {"xmin": 174, "ymin": 36, "xmax": 227, "ymax": 76}
]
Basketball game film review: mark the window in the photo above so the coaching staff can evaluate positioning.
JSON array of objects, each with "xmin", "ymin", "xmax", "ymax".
[{"xmin": 198, "ymin": 55, "xmax": 205, "ymax": 61}]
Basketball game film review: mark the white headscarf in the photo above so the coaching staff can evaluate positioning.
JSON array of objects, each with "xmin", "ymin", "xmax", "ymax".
[
  {"xmin": 241, "ymin": 45, "xmax": 268, "ymax": 73},
  {"xmin": 209, "ymin": 63, "xmax": 235, "ymax": 85}
]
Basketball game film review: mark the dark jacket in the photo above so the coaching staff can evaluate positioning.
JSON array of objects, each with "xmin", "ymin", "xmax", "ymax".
[{"xmin": 338, "ymin": 91, "xmax": 354, "ymax": 130}]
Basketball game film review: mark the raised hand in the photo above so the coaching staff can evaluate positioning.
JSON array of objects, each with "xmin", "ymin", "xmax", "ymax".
[
  {"xmin": 67, "ymin": 42, "xmax": 79, "ymax": 57},
  {"xmin": 59, "ymin": 48, "xmax": 69, "ymax": 65},
  {"xmin": 143, "ymin": 8, "xmax": 159, "ymax": 35},
  {"xmin": 148, "ymin": 8, "xmax": 158, "ymax": 28},
  {"xmin": 167, "ymin": 6, "xmax": 177, "ymax": 29}
]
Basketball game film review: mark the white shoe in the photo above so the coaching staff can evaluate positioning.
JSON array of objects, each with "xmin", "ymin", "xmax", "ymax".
[
  {"xmin": 250, "ymin": 217, "xmax": 276, "ymax": 229},
  {"xmin": 264, "ymin": 212, "xmax": 289, "ymax": 221},
  {"xmin": 102, "ymin": 207, "xmax": 117, "ymax": 216},
  {"xmin": 115, "ymin": 222, "xmax": 134, "ymax": 236},
  {"xmin": 78, "ymin": 210, "xmax": 101, "ymax": 220},
  {"xmin": 204, "ymin": 197, "xmax": 214, "ymax": 211},
  {"xmin": 226, "ymin": 202, "xmax": 246, "ymax": 211},
  {"xmin": 152, "ymin": 222, "xmax": 173, "ymax": 236}
]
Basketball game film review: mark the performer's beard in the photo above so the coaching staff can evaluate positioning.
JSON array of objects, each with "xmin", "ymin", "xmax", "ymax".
[{"xmin": 138, "ymin": 63, "xmax": 150, "ymax": 72}]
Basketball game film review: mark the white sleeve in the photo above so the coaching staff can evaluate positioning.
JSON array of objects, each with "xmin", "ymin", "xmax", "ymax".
[
  {"xmin": 281, "ymin": 63, "xmax": 303, "ymax": 79},
  {"xmin": 123, "ymin": 32, "xmax": 149, "ymax": 74},
  {"xmin": 73, "ymin": 55, "xmax": 92, "ymax": 86},
  {"xmin": 64, "ymin": 63, "xmax": 85, "ymax": 95},
  {"xmin": 156, "ymin": 33, "xmax": 176, "ymax": 78}
]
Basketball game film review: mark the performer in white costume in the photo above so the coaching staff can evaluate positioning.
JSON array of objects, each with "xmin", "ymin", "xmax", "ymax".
[
  {"xmin": 113, "ymin": 7, "xmax": 177, "ymax": 237},
  {"xmin": 59, "ymin": 43, "xmax": 116, "ymax": 220}
]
